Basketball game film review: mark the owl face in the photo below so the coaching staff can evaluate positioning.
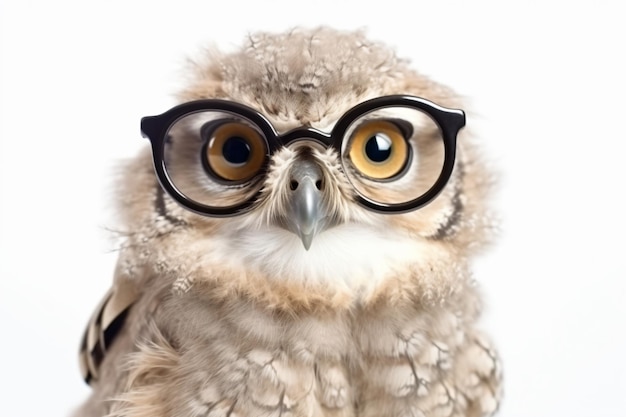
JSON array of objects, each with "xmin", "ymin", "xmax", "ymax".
[
  {"xmin": 117, "ymin": 28, "xmax": 493, "ymax": 306},
  {"xmin": 141, "ymin": 96, "xmax": 464, "ymax": 250}
]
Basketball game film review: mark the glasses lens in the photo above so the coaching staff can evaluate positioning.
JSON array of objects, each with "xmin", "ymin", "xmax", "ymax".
[
  {"xmin": 341, "ymin": 106, "xmax": 445, "ymax": 205},
  {"xmin": 161, "ymin": 110, "xmax": 268, "ymax": 208}
]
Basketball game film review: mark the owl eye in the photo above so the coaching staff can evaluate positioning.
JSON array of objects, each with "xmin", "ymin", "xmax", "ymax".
[
  {"xmin": 202, "ymin": 122, "xmax": 267, "ymax": 182},
  {"xmin": 348, "ymin": 120, "xmax": 409, "ymax": 180}
]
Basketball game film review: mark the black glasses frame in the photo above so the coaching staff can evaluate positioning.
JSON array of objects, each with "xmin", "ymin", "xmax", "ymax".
[{"xmin": 141, "ymin": 95, "xmax": 465, "ymax": 217}]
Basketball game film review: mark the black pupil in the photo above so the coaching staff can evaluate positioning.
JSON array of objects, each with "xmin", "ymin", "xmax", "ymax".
[
  {"xmin": 365, "ymin": 134, "xmax": 392, "ymax": 162},
  {"xmin": 222, "ymin": 137, "xmax": 251, "ymax": 164}
]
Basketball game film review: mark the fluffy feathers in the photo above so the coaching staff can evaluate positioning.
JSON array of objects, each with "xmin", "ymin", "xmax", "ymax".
[{"xmin": 74, "ymin": 27, "xmax": 501, "ymax": 417}]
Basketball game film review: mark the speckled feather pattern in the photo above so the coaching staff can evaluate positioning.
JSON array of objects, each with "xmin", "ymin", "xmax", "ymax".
[{"xmin": 74, "ymin": 27, "xmax": 501, "ymax": 417}]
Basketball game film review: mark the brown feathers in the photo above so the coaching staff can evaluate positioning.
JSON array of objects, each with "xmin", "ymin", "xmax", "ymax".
[{"xmin": 107, "ymin": 325, "xmax": 179, "ymax": 417}]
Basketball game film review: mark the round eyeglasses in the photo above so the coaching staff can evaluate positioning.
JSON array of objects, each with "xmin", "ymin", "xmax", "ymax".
[{"xmin": 140, "ymin": 95, "xmax": 465, "ymax": 217}]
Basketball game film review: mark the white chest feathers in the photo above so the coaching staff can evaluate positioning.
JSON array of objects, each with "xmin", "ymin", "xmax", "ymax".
[{"xmin": 208, "ymin": 223, "xmax": 429, "ymax": 295}]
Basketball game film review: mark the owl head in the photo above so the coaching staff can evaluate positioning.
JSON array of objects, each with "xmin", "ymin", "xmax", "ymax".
[{"xmin": 116, "ymin": 27, "xmax": 493, "ymax": 312}]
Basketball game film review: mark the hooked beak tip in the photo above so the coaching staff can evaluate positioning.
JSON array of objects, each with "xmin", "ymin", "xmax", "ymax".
[{"xmin": 300, "ymin": 232, "xmax": 314, "ymax": 251}]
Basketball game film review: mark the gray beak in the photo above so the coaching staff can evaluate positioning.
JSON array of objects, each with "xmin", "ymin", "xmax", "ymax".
[{"xmin": 281, "ymin": 159, "xmax": 328, "ymax": 250}]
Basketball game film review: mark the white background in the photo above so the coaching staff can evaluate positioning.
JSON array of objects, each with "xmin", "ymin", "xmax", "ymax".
[{"xmin": 1, "ymin": 1, "xmax": 625, "ymax": 416}]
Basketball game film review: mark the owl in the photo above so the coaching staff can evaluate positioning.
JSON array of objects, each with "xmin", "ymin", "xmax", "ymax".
[{"xmin": 75, "ymin": 27, "xmax": 502, "ymax": 417}]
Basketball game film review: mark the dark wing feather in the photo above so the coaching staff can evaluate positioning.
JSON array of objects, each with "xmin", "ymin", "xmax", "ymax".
[{"xmin": 79, "ymin": 275, "xmax": 138, "ymax": 384}]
